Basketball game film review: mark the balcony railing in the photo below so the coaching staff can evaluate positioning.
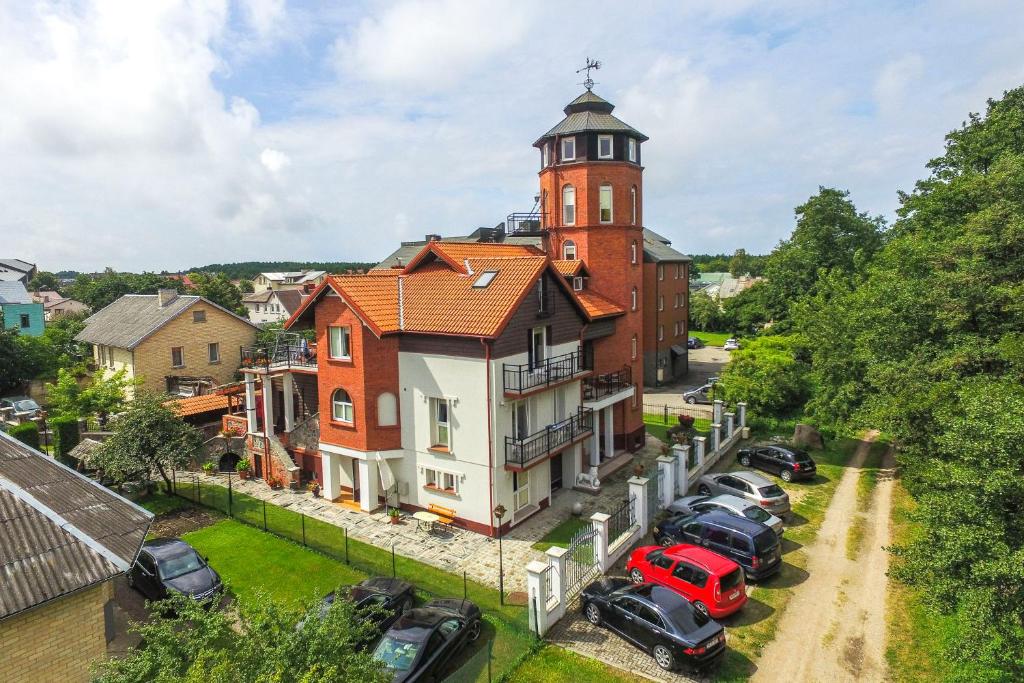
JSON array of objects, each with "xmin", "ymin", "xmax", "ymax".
[
  {"xmin": 583, "ymin": 366, "xmax": 632, "ymax": 402},
  {"xmin": 240, "ymin": 343, "xmax": 318, "ymax": 372},
  {"xmin": 505, "ymin": 407, "xmax": 594, "ymax": 468},
  {"xmin": 503, "ymin": 349, "xmax": 585, "ymax": 394},
  {"xmin": 506, "ymin": 212, "xmax": 547, "ymax": 234}
]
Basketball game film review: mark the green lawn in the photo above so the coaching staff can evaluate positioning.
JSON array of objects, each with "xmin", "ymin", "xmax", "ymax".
[
  {"xmin": 532, "ymin": 516, "xmax": 590, "ymax": 552},
  {"xmin": 642, "ymin": 414, "xmax": 712, "ymax": 445},
  {"xmin": 507, "ymin": 645, "xmax": 634, "ymax": 683},
  {"xmin": 691, "ymin": 330, "xmax": 733, "ymax": 347},
  {"xmin": 137, "ymin": 489, "xmax": 192, "ymax": 516}
]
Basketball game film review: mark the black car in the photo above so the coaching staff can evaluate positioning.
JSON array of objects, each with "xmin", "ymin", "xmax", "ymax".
[
  {"xmin": 128, "ymin": 538, "xmax": 222, "ymax": 603},
  {"xmin": 305, "ymin": 577, "xmax": 415, "ymax": 638},
  {"xmin": 687, "ymin": 337, "xmax": 705, "ymax": 349},
  {"xmin": 581, "ymin": 578, "xmax": 725, "ymax": 672},
  {"xmin": 653, "ymin": 511, "xmax": 782, "ymax": 581},
  {"xmin": 371, "ymin": 599, "xmax": 482, "ymax": 682},
  {"xmin": 737, "ymin": 445, "xmax": 817, "ymax": 482}
]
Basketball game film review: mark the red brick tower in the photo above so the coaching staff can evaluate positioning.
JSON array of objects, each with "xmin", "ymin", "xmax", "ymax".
[{"xmin": 534, "ymin": 89, "xmax": 647, "ymax": 450}]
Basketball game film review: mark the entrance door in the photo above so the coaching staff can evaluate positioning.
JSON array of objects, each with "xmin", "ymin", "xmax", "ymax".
[
  {"xmin": 351, "ymin": 459, "xmax": 360, "ymax": 503},
  {"xmin": 513, "ymin": 470, "xmax": 530, "ymax": 511},
  {"xmin": 550, "ymin": 453, "xmax": 563, "ymax": 492}
]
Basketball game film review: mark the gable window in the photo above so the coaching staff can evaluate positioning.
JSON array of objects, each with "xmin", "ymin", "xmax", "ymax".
[
  {"xmin": 430, "ymin": 398, "xmax": 450, "ymax": 450},
  {"xmin": 631, "ymin": 186, "xmax": 637, "ymax": 225},
  {"xmin": 631, "ymin": 287, "xmax": 638, "ymax": 311},
  {"xmin": 171, "ymin": 347, "xmax": 184, "ymax": 368},
  {"xmin": 628, "ymin": 138, "xmax": 637, "ymax": 162},
  {"xmin": 542, "ymin": 142, "xmax": 550, "ymax": 167},
  {"xmin": 631, "ymin": 335, "xmax": 638, "ymax": 360},
  {"xmin": 377, "ymin": 392, "xmax": 398, "ymax": 426},
  {"xmin": 562, "ymin": 240, "xmax": 577, "ymax": 260},
  {"xmin": 562, "ymin": 185, "xmax": 575, "ymax": 225},
  {"xmin": 192, "ymin": 310, "xmax": 206, "ymax": 323},
  {"xmin": 561, "ymin": 137, "xmax": 575, "ymax": 161},
  {"xmin": 19, "ymin": 313, "xmax": 30, "ymax": 329},
  {"xmin": 598, "ymin": 134, "xmax": 613, "ymax": 159},
  {"xmin": 631, "ymin": 240, "xmax": 638, "ymax": 264},
  {"xmin": 599, "ymin": 184, "xmax": 613, "ymax": 223},
  {"xmin": 208, "ymin": 342, "xmax": 220, "ymax": 363},
  {"xmin": 332, "ymin": 388, "xmax": 354, "ymax": 423},
  {"xmin": 328, "ymin": 326, "xmax": 351, "ymax": 359}
]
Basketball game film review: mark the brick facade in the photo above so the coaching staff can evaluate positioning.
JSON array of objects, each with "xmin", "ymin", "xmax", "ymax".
[
  {"xmin": 0, "ymin": 580, "xmax": 113, "ymax": 683},
  {"xmin": 642, "ymin": 260, "xmax": 689, "ymax": 385}
]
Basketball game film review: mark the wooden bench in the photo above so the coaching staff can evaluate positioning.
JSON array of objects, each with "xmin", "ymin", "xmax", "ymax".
[{"xmin": 426, "ymin": 503, "xmax": 456, "ymax": 531}]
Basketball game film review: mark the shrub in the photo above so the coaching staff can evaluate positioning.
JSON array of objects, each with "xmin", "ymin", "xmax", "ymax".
[
  {"xmin": 10, "ymin": 422, "xmax": 40, "ymax": 450},
  {"xmin": 236, "ymin": 458, "xmax": 251, "ymax": 472},
  {"xmin": 51, "ymin": 415, "xmax": 80, "ymax": 464}
]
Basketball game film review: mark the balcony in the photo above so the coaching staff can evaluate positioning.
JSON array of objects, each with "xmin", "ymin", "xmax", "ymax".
[
  {"xmin": 506, "ymin": 212, "xmax": 547, "ymax": 234},
  {"xmin": 503, "ymin": 349, "xmax": 587, "ymax": 395},
  {"xmin": 505, "ymin": 407, "xmax": 594, "ymax": 469},
  {"xmin": 240, "ymin": 343, "xmax": 318, "ymax": 373},
  {"xmin": 583, "ymin": 366, "xmax": 632, "ymax": 402}
]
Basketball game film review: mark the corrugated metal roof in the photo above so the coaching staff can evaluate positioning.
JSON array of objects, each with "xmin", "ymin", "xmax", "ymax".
[
  {"xmin": 536, "ymin": 110, "xmax": 648, "ymax": 143},
  {"xmin": 0, "ymin": 431, "xmax": 152, "ymax": 620},
  {"xmin": 642, "ymin": 228, "xmax": 692, "ymax": 263}
]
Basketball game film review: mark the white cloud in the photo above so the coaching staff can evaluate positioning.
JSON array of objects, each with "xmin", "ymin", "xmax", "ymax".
[
  {"xmin": 260, "ymin": 147, "xmax": 290, "ymax": 173},
  {"xmin": 874, "ymin": 54, "xmax": 926, "ymax": 115}
]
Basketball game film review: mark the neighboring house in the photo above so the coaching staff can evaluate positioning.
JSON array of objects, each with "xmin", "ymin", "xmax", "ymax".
[
  {"xmin": 0, "ymin": 281, "xmax": 45, "ymax": 337},
  {"xmin": 32, "ymin": 290, "xmax": 90, "ymax": 320},
  {"xmin": 0, "ymin": 258, "xmax": 36, "ymax": 285},
  {"xmin": 75, "ymin": 289, "xmax": 259, "ymax": 398},
  {"xmin": 242, "ymin": 288, "xmax": 306, "ymax": 325},
  {"xmin": 0, "ymin": 430, "xmax": 152, "ymax": 683},
  {"xmin": 250, "ymin": 270, "xmax": 327, "ymax": 293},
  {"xmin": 642, "ymin": 229, "xmax": 692, "ymax": 385},
  {"xmin": 695, "ymin": 272, "xmax": 762, "ymax": 299}
]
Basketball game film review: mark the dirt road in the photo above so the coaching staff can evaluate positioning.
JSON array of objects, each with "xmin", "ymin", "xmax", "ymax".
[{"xmin": 752, "ymin": 433, "xmax": 895, "ymax": 683}]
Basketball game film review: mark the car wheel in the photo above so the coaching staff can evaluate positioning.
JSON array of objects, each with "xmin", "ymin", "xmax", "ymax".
[
  {"xmin": 584, "ymin": 602, "xmax": 602, "ymax": 626},
  {"xmin": 698, "ymin": 484, "xmax": 711, "ymax": 496},
  {"xmin": 466, "ymin": 619, "xmax": 482, "ymax": 642},
  {"xmin": 693, "ymin": 601, "xmax": 710, "ymax": 618},
  {"xmin": 659, "ymin": 536, "xmax": 673, "ymax": 547},
  {"xmin": 629, "ymin": 568, "xmax": 645, "ymax": 584},
  {"xmin": 653, "ymin": 644, "xmax": 675, "ymax": 671},
  {"xmin": 401, "ymin": 596, "xmax": 414, "ymax": 613},
  {"xmin": 686, "ymin": 397, "xmax": 696, "ymax": 405},
  {"xmin": 781, "ymin": 470, "xmax": 793, "ymax": 482},
  {"xmin": 739, "ymin": 454, "xmax": 751, "ymax": 466}
]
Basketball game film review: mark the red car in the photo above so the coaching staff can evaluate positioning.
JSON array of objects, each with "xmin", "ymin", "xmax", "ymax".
[{"xmin": 625, "ymin": 544, "xmax": 747, "ymax": 619}]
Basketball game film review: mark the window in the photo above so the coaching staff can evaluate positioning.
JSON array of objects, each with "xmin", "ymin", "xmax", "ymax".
[
  {"xmin": 328, "ymin": 326, "xmax": 351, "ymax": 359},
  {"xmin": 562, "ymin": 185, "xmax": 575, "ymax": 225},
  {"xmin": 192, "ymin": 310, "xmax": 206, "ymax": 323},
  {"xmin": 512, "ymin": 401, "xmax": 529, "ymax": 440},
  {"xmin": 658, "ymin": 295, "xmax": 664, "ymax": 311},
  {"xmin": 598, "ymin": 134, "xmax": 613, "ymax": 159},
  {"xmin": 631, "ymin": 186, "xmax": 637, "ymax": 225},
  {"xmin": 513, "ymin": 469, "xmax": 530, "ymax": 510},
  {"xmin": 631, "ymin": 384, "xmax": 638, "ymax": 408},
  {"xmin": 171, "ymin": 347, "xmax": 184, "ymax": 368},
  {"xmin": 658, "ymin": 264, "xmax": 664, "ymax": 281},
  {"xmin": 473, "ymin": 271, "xmax": 498, "ymax": 288},
  {"xmin": 377, "ymin": 392, "xmax": 398, "ymax": 426},
  {"xmin": 529, "ymin": 327, "xmax": 547, "ymax": 369},
  {"xmin": 628, "ymin": 138, "xmax": 637, "ymax": 162},
  {"xmin": 332, "ymin": 389, "xmax": 354, "ymax": 423},
  {"xmin": 631, "ymin": 335, "xmax": 638, "ymax": 360},
  {"xmin": 599, "ymin": 184, "xmax": 612, "ymax": 223},
  {"xmin": 561, "ymin": 137, "xmax": 575, "ymax": 161},
  {"xmin": 658, "ymin": 325, "xmax": 664, "ymax": 341},
  {"xmin": 425, "ymin": 468, "xmax": 459, "ymax": 494},
  {"xmin": 208, "ymin": 343, "xmax": 220, "ymax": 363},
  {"xmin": 651, "ymin": 553, "xmax": 673, "ymax": 571},
  {"xmin": 707, "ymin": 528, "xmax": 731, "ymax": 545},
  {"xmin": 19, "ymin": 314, "xmax": 30, "ymax": 329},
  {"xmin": 562, "ymin": 240, "xmax": 577, "ymax": 260},
  {"xmin": 676, "ymin": 264, "xmax": 682, "ymax": 279},
  {"xmin": 631, "ymin": 287, "xmax": 638, "ymax": 311},
  {"xmin": 542, "ymin": 142, "xmax": 550, "ymax": 167},
  {"xmin": 631, "ymin": 240, "xmax": 638, "ymax": 264},
  {"xmin": 431, "ymin": 398, "xmax": 450, "ymax": 449}
]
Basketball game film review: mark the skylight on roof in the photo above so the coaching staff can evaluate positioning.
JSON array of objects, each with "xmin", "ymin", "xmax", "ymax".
[{"xmin": 472, "ymin": 271, "xmax": 498, "ymax": 288}]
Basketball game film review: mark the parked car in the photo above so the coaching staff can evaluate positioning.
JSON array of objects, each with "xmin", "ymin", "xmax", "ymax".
[
  {"xmin": 0, "ymin": 396, "xmax": 41, "ymax": 420},
  {"xmin": 682, "ymin": 384, "xmax": 713, "ymax": 405},
  {"xmin": 626, "ymin": 544, "xmax": 747, "ymax": 618},
  {"xmin": 723, "ymin": 338, "xmax": 740, "ymax": 351},
  {"xmin": 581, "ymin": 577, "xmax": 726, "ymax": 672},
  {"xmin": 696, "ymin": 471, "xmax": 791, "ymax": 516},
  {"xmin": 668, "ymin": 494, "xmax": 784, "ymax": 536},
  {"xmin": 371, "ymin": 599, "xmax": 482, "ymax": 682},
  {"xmin": 687, "ymin": 337, "xmax": 705, "ymax": 349},
  {"xmin": 653, "ymin": 511, "xmax": 783, "ymax": 581},
  {"xmin": 128, "ymin": 538, "xmax": 222, "ymax": 604},
  {"xmin": 737, "ymin": 445, "xmax": 817, "ymax": 482},
  {"xmin": 301, "ymin": 577, "xmax": 415, "ymax": 638}
]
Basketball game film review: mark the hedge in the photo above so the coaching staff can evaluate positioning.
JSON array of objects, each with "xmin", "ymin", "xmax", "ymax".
[
  {"xmin": 10, "ymin": 422, "xmax": 40, "ymax": 450},
  {"xmin": 51, "ymin": 416, "xmax": 80, "ymax": 465}
]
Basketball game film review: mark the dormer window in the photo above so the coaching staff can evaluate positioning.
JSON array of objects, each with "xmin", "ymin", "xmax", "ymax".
[
  {"xmin": 561, "ymin": 137, "xmax": 576, "ymax": 162},
  {"xmin": 628, "ymin": 138, "xmax": 637, "ymax": 162},
  {"xmin": 562, "ymin": 240, "xmax": 577, "ymax": 260},
  {"xmin": 598, "ymin": 135, "xmax": 613, "ymax": 159}
]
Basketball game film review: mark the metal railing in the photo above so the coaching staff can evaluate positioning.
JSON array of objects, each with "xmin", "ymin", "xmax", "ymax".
[
  {"xmin": 505, "ymin": 212, "xmax": 546, "ymax": 234},
  {"xmin": 503, "ymin": 348, "xmax": 584, "ymax": 394},
  {"xmin": 505, "ymin": 407, "xmax": 594, "ymax": 467},
  {"xmin": 240, "ymin": 343, "xmax": 318, "ymax": 371},
  {"xmin": 582, "ymin": 366, "xmax": 632, "ymax": 402},
  {"xmin": 608, "ymin": 495, "xmax": 637, "ymax": 545}
]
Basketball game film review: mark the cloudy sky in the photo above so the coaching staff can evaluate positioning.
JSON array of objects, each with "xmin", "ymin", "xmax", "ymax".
[{"xmin": 2, "ymin": 0, "xmax": 1023, "ymax": 273}]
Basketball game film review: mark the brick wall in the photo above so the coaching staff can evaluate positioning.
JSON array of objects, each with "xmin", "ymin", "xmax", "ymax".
[
  {"xmin": 642, "ymin": 260, "xmax": 689, "ymax": 384},
  {"xmin": 0, "ymin": 580, "xmax": 113, "ymax": 683}
]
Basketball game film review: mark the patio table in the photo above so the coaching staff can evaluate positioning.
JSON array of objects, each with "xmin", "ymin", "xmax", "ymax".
[{"xmin": 412, "ymin": 510, "xmax": 440, "ymax": 533}]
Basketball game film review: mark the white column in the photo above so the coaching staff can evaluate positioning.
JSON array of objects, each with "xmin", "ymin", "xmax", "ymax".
[
  {"xmin": 738, "ymin": 402, "xmax": 747, "ymax": 428},
  {"xmin": 244, "ymin": 374, "xmax": 258, "ymax": 433},
  {"xmin": 546, "ymin": 546, "xmax": 569, "ymax": 623},
  {"xmin": 262, "ymin": 375, "xmax": 274, "ymax": 435},
  {"xmin": 711, "ymin": 424, "xmax": 722, "ymax": 454},
  {"xmin": 629, "ymin": 476, "xmax": 649, "ymax": 537},
  {"xmin": 725, "ymin": 412, "xmax": 735, "ymax": 439},
  {"xmin": 321, "ymin": 452, "xmax": 341, "ymax": 501},
  {"xmin": 602, "ymin": 406, "xmax": 614, "ymax": 459},
  {"xmin": 591, "ymin": 512, "xmax": 611, "ymax": 572},
  {"xmin": 657, "ymin": 455, "xmax": 675, "ymax": 509},
  {"xmin": 526, "ymin": 561, "xmax": 551, "ymax": 636},
  {"xmin": 713, "ymin": 399, "xmax": 724, "ymax": 425},
  {"xmin": 283, "ymin": 372, "xmax": 295, "ymax": 433},
  {"xmin": 358, "ymin": 458, "xmax": 380, "ymax": 512},
  {"xmin": 589, "ymin": 430, "xmax": 600, "ymax": 469},
  {"xmin": 693, "ymin": 436, "xmax": 707, "ymax": 471},
  {"xmin": 672, "ymin": 443, "xmax": 690, "ymax": 495}
]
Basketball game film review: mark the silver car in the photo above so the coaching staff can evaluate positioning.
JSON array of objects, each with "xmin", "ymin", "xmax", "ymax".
[
  {"xmin": 696, "ymin": 471, "xmax": 791, "ymax": 516},
  {"xmin": 668, "ymin": 493, "xmax": 785, "ymax": 536}
]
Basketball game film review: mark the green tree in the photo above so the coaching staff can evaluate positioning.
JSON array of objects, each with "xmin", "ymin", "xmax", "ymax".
[
  {"xmin": 188, "ymin": 271, "xmax": 247, "ymax": 315},
  {"xmin": 688, "ymin": 290, "xmax": 730, "ymax": 332},
  {"xmin": 91, "ymin": 393, "xmax": 203, "ymax": 491},
  {"xmin": 65, "ymin": 269, "xmax": 185, "ymax": 312},
  {"xmin": 46, "ymin": 367, "xmax": 133, "ymax": 421},
  {"xmin": 28, "ymin": 270, "xmax": 60, "ymax": 293},
  {"xmin": 717, "ymin": 335, "xmax": 810, "ymax": 416},
  {"xmin": 728, "ymin": 248, "xmax": 750, "ymax": 276},
  {"xmin": 93, "ymin": 590, "xmax": 388, "ymax": 683}
]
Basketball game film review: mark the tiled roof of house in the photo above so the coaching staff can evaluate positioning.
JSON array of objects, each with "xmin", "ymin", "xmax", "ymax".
[
  {"xmin": 575, "ymin": 289, "xmax": 626, "ymax": 319},
  {"xmin": 552, "ymin": 260, "xmax": 587, "ymax": 277},
  {"xmin": 0, "ymin": 431, "xmax": 152, "ymax": 620},
  {"xmin": 165, "ymin": 393, "xmax": 232, "ymax": 417},
  {"xmin": 0, "ymin": 281, "xmax": 32, "ymax": 304},
  {"xmin": 403, "ymin": 241, "xmax": 543, "ymax": 273},
  {"xmin": 643, "ymin": 228, "xmax": 692, "ymax": 263},
  {"xmin": 275, "ymin": 289, "xmax": 306, "ymax": 315}
]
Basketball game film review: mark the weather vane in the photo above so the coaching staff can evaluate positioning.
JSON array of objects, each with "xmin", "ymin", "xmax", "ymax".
[{"xmin": 576, "ymin": 57, "xmax": 601, "ymax": 90}]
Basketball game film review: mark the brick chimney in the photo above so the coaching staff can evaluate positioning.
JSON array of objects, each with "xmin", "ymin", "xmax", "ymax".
[
  {"xmin": 157, "ymin": 288, "xmax": 178, "ymax": 307},
  {"xmin": 425, "ymin": 233, "xmax": 441, "ymax": 242}
]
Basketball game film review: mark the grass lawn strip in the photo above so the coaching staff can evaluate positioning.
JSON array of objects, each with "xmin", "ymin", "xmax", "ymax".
[
  {"xmin": 690, "ymin": 330, "xmax": 733, "ymax": 347},
  {"xmin": 532, "ymin": 516, "xmax": 590, "ymax": 552},
  {"xmin": 506, "ymin": 644, "xmax": 635, "ymax": 683}
]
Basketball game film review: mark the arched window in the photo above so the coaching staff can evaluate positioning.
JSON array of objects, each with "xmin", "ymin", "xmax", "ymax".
[
  {"xmin": 377, "ymin": 392, "xmax": 397, "ymax": 426},
  {"xmin": 631, "ymin": 186, "xmax": 637, "ymax": 225},
  {"xmin": 631, "ymin": 286, "xmax": 638, "ymax": 311},
  {"xmin": 631, "ymin": 240, "xmax": 638, "ymax": 264},
  {"xmin": 562, "ymin": 185, "xmax": 575, "ymax": 225},
  {"xmin": 562, "ymin": 240, "xmax": 577, "ymax": 260},
  {"xmin": 631, "ymin": 335, "xmax": 638, "ymax": 360},
  {"xmin": 332, "ymin": 389, "xmax": 353, "ymax": 423},
  {"xmin": 599, "ymin": 184, "xmax": 613, "ymax": 223}
]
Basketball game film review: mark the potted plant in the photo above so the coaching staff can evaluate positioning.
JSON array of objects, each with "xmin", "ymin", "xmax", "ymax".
[
  {"xmin": 236, "ymin": 458, "xmax": 251, "ymax": 480},
  {"xmin": 307, "ymin": 480, "xmax": 321, "ymax": 497},
  {"xmin": 202, "ymin": 462, "xmax": 216, "ymax": 475},
  {"xmin": 387, "ymin": 507, "xmax": 401, "ymax": 525},
  {"xmin": 270, "ymin": 476, "xmax": 283, "ymax": 490}
]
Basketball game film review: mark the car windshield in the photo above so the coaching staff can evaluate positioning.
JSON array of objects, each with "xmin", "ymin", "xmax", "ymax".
[
  {"xmin": 13, "ymin": 400, "xmax": 38, "ymax": 411},
  {"xmin": 758, "ymin": 485, "xmax": 785, "ymax": 498},
  {"xmin": 158, "ymin": 550, "xmax": 205, "ymax": 580},
  {"xmin": 372, "ymin": 635, "xmax": 421, "ymax": 671},
  {"xmin": 666, "ymin": 600, "xmax": 709, "ymax": 633},
  {"xmin": 719, "ymin": 568, "xmax": 743, "ymax": 591},
  {"xmin": 742, "ymin": 506, "xmax": 771, "ymax": 523},
  {"xmin": 753, "ymin": 532, "xmax": 778, "ymax": 554}
]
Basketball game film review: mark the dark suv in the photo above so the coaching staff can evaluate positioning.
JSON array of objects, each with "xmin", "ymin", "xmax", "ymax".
[
  {"xmin": 737, "ymin": 445, "xmax": 817, "ymax": 482},
  {"xmin": 653, "ymin": 511, "xmax": 782, "ymax": 581}
]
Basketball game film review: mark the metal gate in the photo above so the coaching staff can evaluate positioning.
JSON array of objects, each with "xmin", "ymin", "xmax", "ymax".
[
  {"xmin": 564, "ymin": 525, "xmax": 600, "ymax": 602},
  {"xmin": 647, "ymin": 464, "xmax": 663, "ymax": 523}
]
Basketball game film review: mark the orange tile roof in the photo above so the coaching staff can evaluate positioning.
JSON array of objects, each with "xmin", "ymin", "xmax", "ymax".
[
  {"xmin": 575, "ymin": 289, "xmax": 626, "ymax": 319},
  {"xmin": 330, "ymin": 271, "xmax": 401, "ymax": 333},
  {"xmin": 552, "ymin": 259, "xmax": 586, "ymax": 277},
  {"xmin": 405, "ymin": 241, "xmax": 543, "ymax": 274},
  {"xmin": 166, "ymin": 393, "xmax": 232, "ymax": 417}
]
